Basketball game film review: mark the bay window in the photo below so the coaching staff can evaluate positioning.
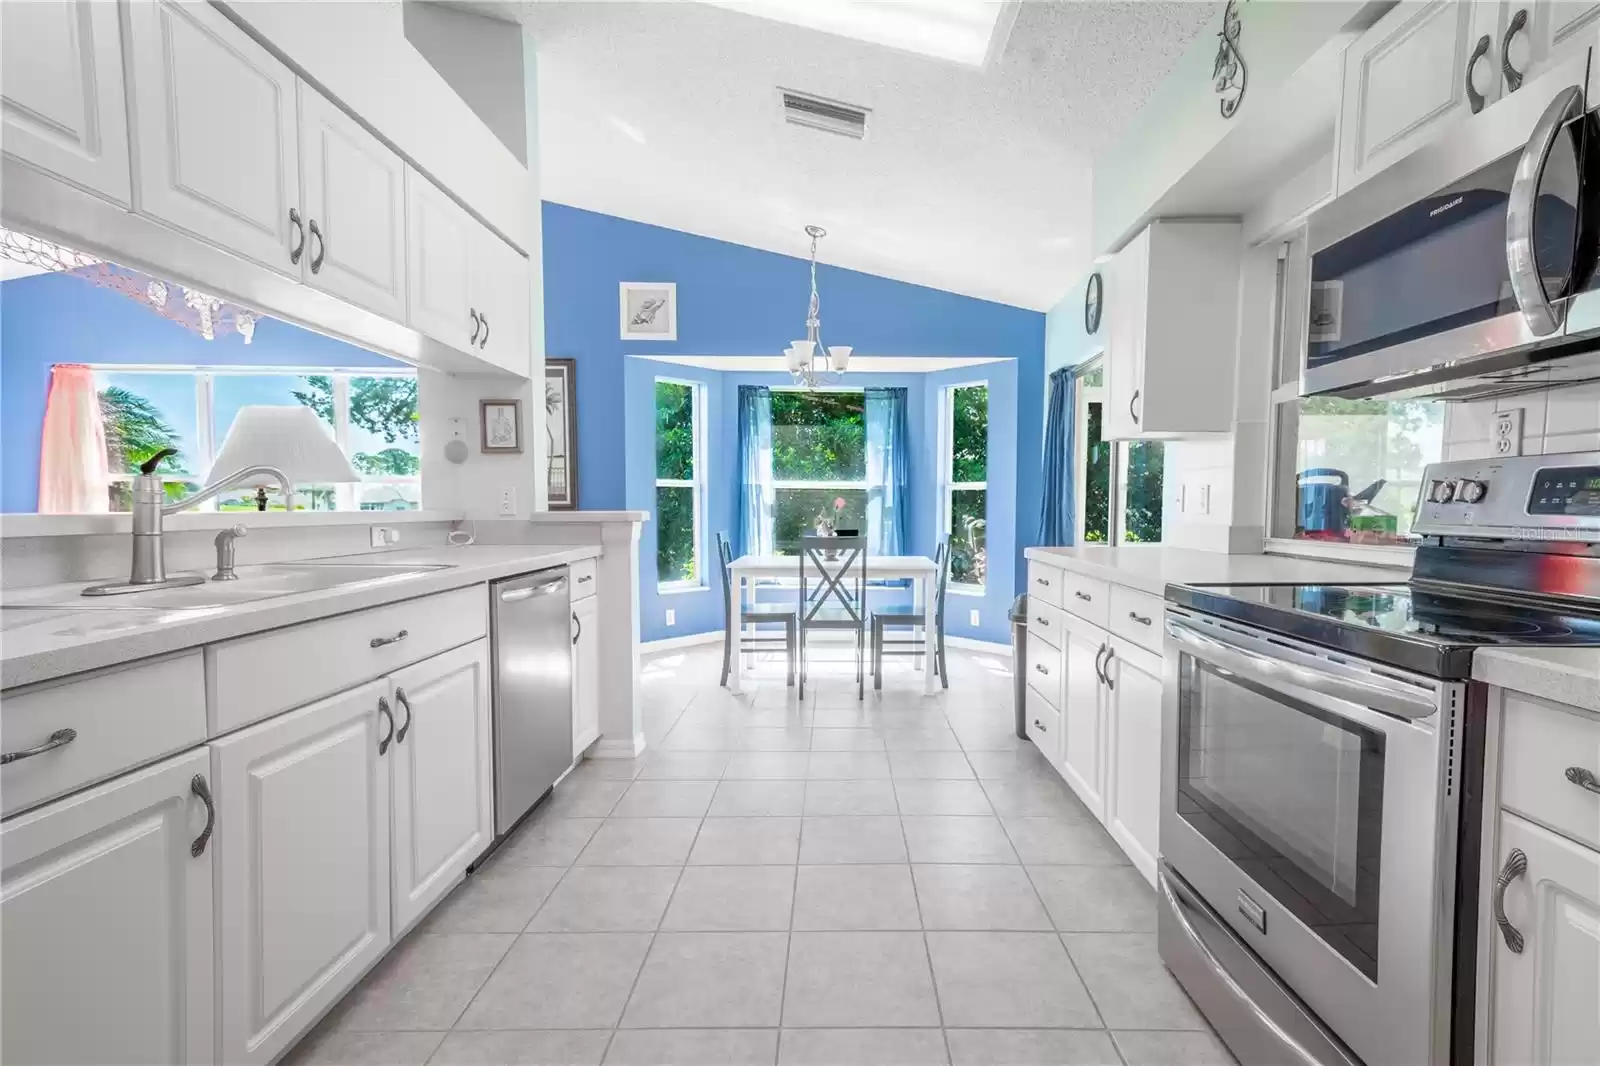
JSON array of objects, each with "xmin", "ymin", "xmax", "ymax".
[
  {"xmin": 939, "ymin": 383, "xmax": 988, "ymax": 589},
  {"xmin": 655, "ymin": 379, "xmax": 705, "ymax": 589},
  {"xmin": 770, "ymin": 390, "xmax": 868, "ymax": 550}
]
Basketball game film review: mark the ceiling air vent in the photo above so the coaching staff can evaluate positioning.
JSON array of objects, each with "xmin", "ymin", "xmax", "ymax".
[{"xmin": 779, "ymin": 89, "xmax": 870, "ymax": 139}]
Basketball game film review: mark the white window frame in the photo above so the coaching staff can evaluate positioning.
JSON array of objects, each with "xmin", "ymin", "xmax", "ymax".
[
  {"xmin": 937, "ymin": 380, "xmax": 988, "ymax": 594},
  {"xmin": 1074, "ymin": 355, "xmax": 1154, "ymax": 546},
  {"xmin": 87, "ymin": 363, "xmax": 420, "ymax": 512},
  {"xmin": 1259, "ymin": 233, "xmax": 1427, "ymax": 567},
  {"xmin": 654, "ymin": 377, "xmax": 707, "ymax": 593}
]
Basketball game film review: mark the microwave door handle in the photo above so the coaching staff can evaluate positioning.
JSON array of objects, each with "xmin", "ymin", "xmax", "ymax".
[
  {"xmin": 1506, "ymin": 84, "xmax": 1585, "ymax": 336},
  {"xmin": 1165, "ymin": 620, "xmax": 1437, "ymax": 720}
]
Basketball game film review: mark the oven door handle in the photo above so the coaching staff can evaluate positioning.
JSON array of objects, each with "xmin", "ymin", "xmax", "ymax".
[
  {"xmin": 1506, "ymin": 84, "xmax": 1585, "ymax": 337},
  {"xmin": 1166, "ymin": 620, "xmax": 1438, "ymax": 720}
]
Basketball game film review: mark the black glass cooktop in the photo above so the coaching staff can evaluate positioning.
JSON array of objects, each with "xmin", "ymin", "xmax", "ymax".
[{"xmin": 1166, "ymin": 582, "xmax": 1600, "ymax": 679}]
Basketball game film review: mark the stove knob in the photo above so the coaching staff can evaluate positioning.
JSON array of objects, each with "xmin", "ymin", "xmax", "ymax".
[
  {"xmin": 1458, "ymin": 479, "xmax": 1488, "ymax": 504},
  {"xmin": 1431, "ymin": 479, "xmax": 1457, "ymax": 503}
]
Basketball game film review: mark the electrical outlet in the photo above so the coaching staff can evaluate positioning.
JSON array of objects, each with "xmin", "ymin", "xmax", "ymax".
[
  {"xmin": 665, "ymin": 608, "xmax": 676, "ymax": 626},
  {"xmin": 969, "ymin": 609, "xmax": 980, "ymax": 626},
  {"xmin": 369, "ymin": 526, "xmax": 399, "ymax": 548},
  {"xmin": 498, "ymin": 487, "xmax": 517, "ymax": 516},
  {"xmin": 1493, "ymin": 410, "xmax": 1524, "ymax": 456}
]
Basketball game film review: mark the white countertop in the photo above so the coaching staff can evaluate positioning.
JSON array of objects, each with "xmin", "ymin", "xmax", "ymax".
[
  {"xmin": 1023, "ymin": 544, "xmax": 1410, "ymax": 597},
  {"xmin": 0, "ymin": 544, "xmax": 599, "ymax": 691},
  {"xmin": 1474, "ymin": 646, "xmax": 1600, "ymax": 713}
]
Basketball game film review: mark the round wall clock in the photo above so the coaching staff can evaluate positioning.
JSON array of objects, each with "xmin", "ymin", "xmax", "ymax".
[{"xmin": 1085, "ymin": 272, "xmax": 1103, "ymax": 335}]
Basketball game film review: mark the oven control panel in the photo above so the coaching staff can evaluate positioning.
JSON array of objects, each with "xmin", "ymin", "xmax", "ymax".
[{"xmin": 1413, "ymin": 451, "xmax": 1600, "ymax": 539}]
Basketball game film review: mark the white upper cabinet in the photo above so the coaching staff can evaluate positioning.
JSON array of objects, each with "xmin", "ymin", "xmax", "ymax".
[
  {"xmin": 1490, "ymin": 812, "xmax": 1600, "ymax": 1066},
  {"xmin": 212, "ymin": 680, "xmax": 391, "ymax": 1066},
  {"xmin": 406, "ymin": 167, "xmax": 476, "ymax": 349},
  {"xmin": 126, "ymin": 0, "xmax": 301, "ymax": 275},
  {"xmin": 388, "ymin": 641, "xmax": 493, "ymax": 933},
  {"xmin": 0, "ymin": 0, "xmax": 131, "ymax": 205},
  {"xmin": 298, "ymin": 83, "xmax": 407, "ymax": 319},
  {"xmin": 1, "ymin": 748, "xmax": 215, "ymax": 1066},
  {"xmin": 470, "ymin": 224, "xmax": 533, "ymax": 377},
  {"xmin": 1102, "ymin": 220, "xmax": 1241, "ymax": 441},
  {"xmin": 1497, "ymin": 1, "xmax": 1600, "ymax": 90}
]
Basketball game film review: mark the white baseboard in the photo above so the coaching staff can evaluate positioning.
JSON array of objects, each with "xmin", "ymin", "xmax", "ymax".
[
  {"xmin": 946, "ymin": 635, "xmax": 1011, "ymax": 653},
  {"xmin": 592, "ymin": 732, "xmax": 646, "ymax": 759},
  {"xmin": 641, "ymin": 630, "xmax": 723, "ymax": 652}
]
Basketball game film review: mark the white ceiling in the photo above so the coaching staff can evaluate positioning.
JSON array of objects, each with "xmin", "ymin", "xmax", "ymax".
[{"xmin": 520, "ymin": 1, "xmax": 1219, "ymax": 311}]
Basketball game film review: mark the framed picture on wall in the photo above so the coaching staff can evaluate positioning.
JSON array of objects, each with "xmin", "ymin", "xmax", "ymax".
[
  {"xmin": 619, "ymin": 282, "xmax": 676, "ymax": 341},
  {"xmin": 480, "ymin": 399, "xmax": 523, "ymax": 454},
  {"xmin": 545, "ymin": 358, "xmax": 579, "ymax": 509}
]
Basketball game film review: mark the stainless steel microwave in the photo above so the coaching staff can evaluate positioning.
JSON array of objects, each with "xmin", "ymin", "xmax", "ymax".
[{"xmin": 1304, "ymin": 43, "xmax": 1600, "ymax": 400}]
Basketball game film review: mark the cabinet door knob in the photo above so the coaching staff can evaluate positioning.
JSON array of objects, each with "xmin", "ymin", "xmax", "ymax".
[
  {"xmin": 1502, "ymin": 8, "xmax": 1528, "ymax": 93},
  {"xmin": 0, "ymin": 727, "xmax": 76, "ymax": 765},
  {"xmin": 1466, "ymin": 33, "xmax": 1492, "ymax": 113},
  {"xmin": 394, "ymin": 687, "xmax": 413, "ymax": 744},
  {"xmin": 1565, "ymin": 766, "xmax": 1600, "ymax": 795},
  {"xmin": 1492, "ymin": 847, "xmax": 1527, "ymax": 953},
  {"xmin": 189, "ymin": 774, "xmax": 215, "ymax": 858}
]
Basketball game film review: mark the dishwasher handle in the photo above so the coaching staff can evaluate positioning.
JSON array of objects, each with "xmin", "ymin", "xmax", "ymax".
[{"xmin": 500, "ymin": 577, "xmax": 568, "ymax": 603}]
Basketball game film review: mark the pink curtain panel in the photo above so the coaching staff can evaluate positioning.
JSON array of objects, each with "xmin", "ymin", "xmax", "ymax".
[{"xmin": 38, "ymin": 363, "xmax": 110, "ymax": 514}]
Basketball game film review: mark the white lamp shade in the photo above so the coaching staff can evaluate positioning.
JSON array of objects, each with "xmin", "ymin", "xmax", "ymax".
[
  {"xmin": 209, "ymin": 405, "xmax": 360, "ymax": 484},
  {"xmin": 790, "ymin": 340, "xmax": 816, "ymax": 361},
  {"xmin": 827, "ymin": 346, "xmax": 852, "ymax": 372},
  {"xmin": 785, "ymin": 345, "xmax": 806, "ymax": 372}
]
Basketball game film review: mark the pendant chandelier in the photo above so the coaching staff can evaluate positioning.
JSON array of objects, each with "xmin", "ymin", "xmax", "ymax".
[{"xmin": 784, "ymin": 225, "xmax": 851, "ymax": 388}]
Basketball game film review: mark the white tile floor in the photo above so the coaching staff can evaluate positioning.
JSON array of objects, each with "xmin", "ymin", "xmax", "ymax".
[{"xmin": 286, "ymin": 643, "xmax": 1235, "ymax": 1066}]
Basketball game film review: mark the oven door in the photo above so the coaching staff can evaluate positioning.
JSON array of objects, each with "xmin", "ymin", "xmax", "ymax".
[
  {"xmin": 1303, "ymin": 47, "xmax": 1595, "ymax": 400},
  {"xmin": 1161, "ymin": 609, "xmax": 1463, "ymax": 1066}
]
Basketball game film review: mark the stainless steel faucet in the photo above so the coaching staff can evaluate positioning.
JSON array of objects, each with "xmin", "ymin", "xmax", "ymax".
[
  {"xmin": 213, "ymin": 525, "xmax": 248, "ymax": 581},
  {"xmin": 83, "ymin": 449, "xmax": 293, "ymax": 596}
]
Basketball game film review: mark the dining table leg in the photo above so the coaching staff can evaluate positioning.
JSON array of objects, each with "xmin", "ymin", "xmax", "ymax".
[
  {"xmin": 921, "ymin": 572, "xmax": 937, "ymax": 695},
  {"xmin": 911, "ymin": 576, "xmax": 924, "ymax": 672},
  {"xmin": 728, "ymin": 570, "xmax": 745, "ymax": 693}
]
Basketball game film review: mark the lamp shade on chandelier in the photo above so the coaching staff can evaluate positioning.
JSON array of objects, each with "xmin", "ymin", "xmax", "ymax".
[{"xmin": 785, "ymin": 225, "xmax": 852, "ymax": 388}]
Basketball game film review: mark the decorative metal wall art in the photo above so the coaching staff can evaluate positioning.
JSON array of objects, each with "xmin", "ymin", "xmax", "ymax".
[{"xmin": 1213, "ymin": 0, "xmax": 1247, "ymax": 119}]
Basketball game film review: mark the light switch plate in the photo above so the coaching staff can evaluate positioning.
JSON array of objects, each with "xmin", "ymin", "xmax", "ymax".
[
  {"xmin": 498, "ymin": 487, "xmax": 517, "ymax": 516},
  {"xmin": 1493, "ymin": 410, "xmax": 1523, "ymax": 456},
  {"xmin": 665, "ymin": 608, "xmax": 676, "ymax": 626},
  {"xmin": 969, "ymin": 609, "xmax": 980, "ymax": 626},
  {"xmin": 369, "ymin": 526, "xmax": 398, "ymax": 548}
]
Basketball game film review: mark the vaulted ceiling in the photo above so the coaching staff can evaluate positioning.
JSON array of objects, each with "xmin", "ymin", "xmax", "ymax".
[{"xmin": 520, "ymin": 1, "xmax": 1219, "ymax": 310}]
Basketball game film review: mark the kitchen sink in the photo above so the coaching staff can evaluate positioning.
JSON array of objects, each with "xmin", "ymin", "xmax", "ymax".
[{"xmin": 2, "ymin": 561, "xmax": 454, "ymax": 612}]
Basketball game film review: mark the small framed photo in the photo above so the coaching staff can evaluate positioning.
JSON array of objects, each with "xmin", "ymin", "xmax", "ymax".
[
  {"xmin": 620, "ymin": 282, "xmax": 676, "ymax": 341},
  {"xmin": 479, "ymin": 399, "xmax": 523, "ymax": 454},
  {"xmin": 544, "ymin": 358, "xmax": 579, "ymax": 509}
]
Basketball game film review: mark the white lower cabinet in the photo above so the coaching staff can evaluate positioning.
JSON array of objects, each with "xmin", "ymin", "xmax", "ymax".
[
  {"xmin": 389, "ymin": 640, "xmax": 493, "ymax": 933},
  {"xmin": 1105, "ymin": 637, "xmax": 1163, "ymax": 882},
  {"xmin": 1490, "ymin": 811, "xmax": 1600, "ymax": 1066},
  {"xmin": 1, "ymin": 747, "xmax": 215, "ymax": 1065},
  {"xmin": 1061, "ymin": 617, "xmax": 1110, "ymax": 820},
  {"xmin": 572, "ymin": 594, "xmax": 600, "ymax": 758},
  {"xmin": 212, "ymin": 679, "xmax": 392, "ymax": 1066}
]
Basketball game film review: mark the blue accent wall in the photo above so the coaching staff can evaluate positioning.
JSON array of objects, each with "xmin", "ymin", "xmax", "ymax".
[
  {"xmin": 547, "ymin": 202, "xmax": 1043, "ymax": 644},
  {"xmin": 0, "ymin": 272, "xmax": 404, "ymax": 512}
]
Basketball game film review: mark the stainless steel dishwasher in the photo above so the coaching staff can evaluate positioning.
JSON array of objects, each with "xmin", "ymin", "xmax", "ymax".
[{"xmin": 490, "ymin": 567, "xmax": 573, "ymax": 835}]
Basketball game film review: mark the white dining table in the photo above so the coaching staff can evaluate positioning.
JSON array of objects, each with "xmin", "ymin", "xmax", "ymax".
[{"xmin": 726, "ymin": 554, "xmax": 939, "ymax": 695}]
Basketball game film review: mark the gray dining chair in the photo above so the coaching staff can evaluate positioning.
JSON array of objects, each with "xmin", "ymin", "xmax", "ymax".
[
  {"xmin": 797, "ymin": 535, "xmax": 867, "ymax": 700},
  {"xmin": 718, "ymin": 532, "xmax": 797, "ymax": 687},
  {"xmin": 871, "ymin": 539, "xmax": 950, "ymax": 690}
]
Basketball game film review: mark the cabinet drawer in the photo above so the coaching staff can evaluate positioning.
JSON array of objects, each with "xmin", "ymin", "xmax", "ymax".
[
  {"xmin": 569, "ymin": 557, "xmax": 597, "ymax": 602},
  {"xmin": 1501, "ymin": 692, "xmax": 1600, "ymax": 852},
  {"xmin": 1061, "ymin": 571, "xmax": 1111, "ymax": 628},
  {"xmin": 207, "ymin": 585, "xmax": 487, "ymax": 735},
  {"xmin": 1027, "ymin": 562, "xmax": 1063, "ymax": 609},
  {"xmin": 1028, "ymin": 598, "xmax": 1066, "ymax": 651},
  {"xmin": 1025, "ymin": 631, "xmax": 1063, "ymax": 708},
  {"xmin": 1109, "ymin": 585, "xmax": 1164, "ymax": 653},
  {"xmin": 1025, "ymin": 683, "xmax": 1061, "ymax": 760},
  {"xmin": 1, "ymin": 652, "xmax": 206, "ymax": 818}
]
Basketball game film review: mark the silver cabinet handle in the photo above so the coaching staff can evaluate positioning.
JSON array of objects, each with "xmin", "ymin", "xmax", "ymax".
[
  {"xmin": 1565, "ymin": 766, "xmax": 1600, "ymax": 795},
  {"xmin": 479, "ymin": 312, "xmax": 490, "ymax": 348},
  {"xmin": 1102, "ymin": 644, "xmax": 1116, "ymax": 690},
  {"xmin": 572, "ymin": 610, "xmax": 582, "ymax": 647},
  {"xmin": 1501, "ymin": 7, "xmax": 1528, "ymax": 92},
  {"xmin": 1128, "ymin": 611, "xmax": 1152, "ymax": 626},
  {"xmin": 1, "ymin": 727, "xmax": 77, "ymax": 765},
  {"xmin": 370, "ymin": 629, "xmax": 408, "ymax": 649},
  {"xmin": 377, "ymin": 696, "xmax": 395, "ymax": 755},
  {"xmin": 469, "ymin": 308, "xmax": 481, "ymax": 345},
  {"xmin": 1074, "ymin": 590, "xmax": 1092, "ymax": 602},
  {"xmin": 1093, "ymin": 644, "xmax": 1108, "ymax": 686},
  {"xmin": 1033, "ymin": 661, "xmax": 1048, "ymax": 676},
  {"xmin": 502, "ymin": 580, "xmax": 566, "ymax": 603},
  {"xmin": 190, "ymin": 774, "xmax": 215, "ymax": 858},
  {"xmin": 1129, "ymin": 389, "xmax": 1141, "ymax": 424},
  {"xmin": 288, "ymin": 208, "xmax": 305, "ymax": 265},
  {"xmin": 1032, "ymin": 717, "xmax": 1047, "ymax": 733},
  {"xmin": 577, "ymin": 573, "xmax": 593, "ymax": 584},
  {"xmin": 1036, "ymin": 615, "xmax": 1049, "ymax": 627},
  {"xmin": 1493, "ymin": 848, "xmax": 1528, "ymax": 954},
  {"xmin": 1035, "ymin": 576, "xmax": 1050, "ymax": 587},
  {"xmin": 394, "ymin": 687, "xmax": 413, "ymax": 744},
  {"xmin": 308, "ymin": 218, "xmax": 325, "ymax": 274},
  {"xmin": 1466, "ymin": 34, "xmax": 1491, "ymax": 114},
  {"xmin": 1507, "ymin": 84, "xmax": 1584, "ymax": 337}
]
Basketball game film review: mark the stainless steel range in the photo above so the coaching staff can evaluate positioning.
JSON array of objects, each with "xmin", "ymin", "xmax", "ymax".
[{"xmin": 1158, "ymin": 452, "xmax": 1600, "ymax": 1066}]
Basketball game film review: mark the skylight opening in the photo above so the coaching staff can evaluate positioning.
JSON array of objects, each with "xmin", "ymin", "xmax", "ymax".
[{"xmin": 700, "ymin": 0, "xmax": 1009, "ymax": 67}]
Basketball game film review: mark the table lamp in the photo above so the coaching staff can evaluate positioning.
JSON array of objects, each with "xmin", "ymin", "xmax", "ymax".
[{"xmin": 209, "ymin": 405, "xmax": 360, "ymax": 510}]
